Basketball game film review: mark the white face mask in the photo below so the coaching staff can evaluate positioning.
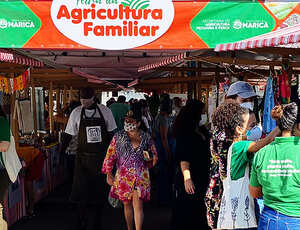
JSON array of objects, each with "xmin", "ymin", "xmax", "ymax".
[
  {"xmin": 124, "ymin": 121, "xmax": 137, "ymax": 132},
  {"xmin": 246, "ymin": 125, "xmax": 262, "ymax": 141},
  {"xmin": 80, "ymin": 97, "xmax": 94, "ymax": 108},
  {"xmin": 199, "ymin": 114, "xmax": 207, "ymax": 127},
  {"xmin": 240, "ymin": 102, "xmax": 254, "ymax": 111}
]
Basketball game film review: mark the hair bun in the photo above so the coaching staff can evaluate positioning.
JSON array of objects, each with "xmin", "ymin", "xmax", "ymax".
[
  {"xmin": 271, "ymin": 105, "xmax": 284, "ymax": 120},
  {"xmin": 278, "ymin": 102, "xmax": 298, "ymax": 131}
]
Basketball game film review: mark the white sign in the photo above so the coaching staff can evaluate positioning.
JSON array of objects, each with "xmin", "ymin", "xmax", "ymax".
[
  {"xmin": 51, "ymin": 0, "xmax": 174, "ymax": 50},
  {"xmin": 86, "ymin": 126, "xmax": 102, "ymax": 143}
]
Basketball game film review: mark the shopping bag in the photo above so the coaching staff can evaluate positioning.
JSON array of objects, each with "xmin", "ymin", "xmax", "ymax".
[{"xmin": 2, "ymin": 134, "xmax": 22, "ymax": 183}]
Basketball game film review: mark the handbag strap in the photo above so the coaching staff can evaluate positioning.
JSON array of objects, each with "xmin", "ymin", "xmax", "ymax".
[{"xmin": 226, "ymin": 144, "xmax": 234, "ymax": 182}]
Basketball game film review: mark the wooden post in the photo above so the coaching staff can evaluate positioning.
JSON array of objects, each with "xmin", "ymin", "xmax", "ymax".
[
  {"xmin": 215, "ymin": 67, "xmax": 220, "ymax": 107},
  {"xmin": 69, "ymin": 87, "xmax": 73, "ymax": 102},
  {"xmin": 49, "ymin": 82, "xmax": 54, "ymax": 134},
  {"xmin": 197, "ymin": 62, "xmax": 202, "ymax": 101},
  {"xmin": 31, "ymin": 81, "xmax": 38, "ymax": 138},
  {"xmin": 187, "ymin": 83, "xmax": 193, "ymax": 100},
  {"xmin": 180, "ymin": 83, "xmax": 184, "ymax": 94},
  {"xmin": 62, "ymin": 85, "xmax": 67, "ymax": 107},
  {"xmin": 10, "ymin": 92, "xmax": 16, "ymax": 137},
  {"xmin": 198, "ymin": 83, "xmax": 202, "ymax": 101},
  {"xmin": 56, "ymin": 88, "xmax": 60, "ymax": 113},
  {"xmin": 206, "ymin": 85, "xmax": 209, "ymax": 113}
]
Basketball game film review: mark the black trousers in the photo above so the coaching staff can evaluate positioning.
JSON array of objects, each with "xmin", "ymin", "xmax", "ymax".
[
  {"xmin": 77, "ymin": 203, "xmax": 105, "ymax": 230},
  {"xmin": 0, "ymin": 169, "xmax": 10, "ymax": 203},
  {"xmin": 170, "ymin": 190, "xmax": 210, "ymax": 230}
]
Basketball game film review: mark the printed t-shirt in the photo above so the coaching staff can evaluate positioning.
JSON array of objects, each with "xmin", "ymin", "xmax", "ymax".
[
  {"xmin": 231, "ymin": 141, "xmax": 253, "ymax": 180},
  {"xmin": 65, "ymin": 104, "xmax": 117, "ymax": 136},
  {"xmin": 0, "ymin": 116, "xmax": 10, "ymax": 167},
  {"xmin": 250, "ymin": 136, "xmax": 300, "ymax": 217}
]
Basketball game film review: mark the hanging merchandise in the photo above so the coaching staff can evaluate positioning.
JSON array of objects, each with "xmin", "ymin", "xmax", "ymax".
[
  {"xmin": 14, "ymin": 99, "xmax": 34, "ymax": 135},
  {"xmin": 297, "ymin": 74, "xmax": 300, "ymax": 99},
  {"xmin": 290, "ymin": 74, "xmax": 299, "ymax": 104},
  {"xmin": 279, "ymin": 70, "xmax": 290, "ymax": 104},
  {"xmin": 0, "ymin": 68, "xmax": 30, "ymax": 94},
  {"xmin": 263, "ymin": 76, "xmax": 277, "ymax": 134},
  {"xmin": 0, "ymin": 77, "xmax": 5, "ymax": 92},
  {"xmin": 3, "ymin": 77, "xmax": 9, "ymax": 94}
]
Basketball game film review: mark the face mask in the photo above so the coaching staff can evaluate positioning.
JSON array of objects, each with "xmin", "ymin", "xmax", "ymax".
[
  {"xmin": 199, "ymin": 114, "xmax": 207, "ymax": 127},
  {"xmin": 80, "ymin": 97, "xmax": 94, "ymax": 108},
  {"xmin": 240, "ymin": 102, "xmax": 254, "ymax": 111},
  {"xmin": 246, "ymin": 125, "xmax": 262, "ymax": 141},
  {"xmin": 124, "ymin": 121, "xmax": 137, "ymax": 132}
]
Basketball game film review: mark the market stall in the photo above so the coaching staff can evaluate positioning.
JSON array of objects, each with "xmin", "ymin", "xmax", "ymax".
[
  {"xmin": 1, "ymin": 1, "xmax": 300, "ymax": 227},
  {"xmin": 0, "ymin": 49, "xmax": 121, "ymax": 227}
]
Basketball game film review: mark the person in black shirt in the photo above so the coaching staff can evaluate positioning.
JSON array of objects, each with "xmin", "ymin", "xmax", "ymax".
[{"xmin": 171, "ymin": 99, "xmax": 210, "ymax": 230}]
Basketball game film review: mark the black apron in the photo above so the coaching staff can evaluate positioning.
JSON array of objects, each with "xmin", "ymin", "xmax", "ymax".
[{"xmin": 70, "ymin": 105, "xmax": 110, "ymax": 204}]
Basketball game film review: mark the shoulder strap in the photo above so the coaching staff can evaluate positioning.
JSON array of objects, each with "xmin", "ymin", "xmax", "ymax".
[
  {"xmin": 226, "ymin": 143, "xmax": 234, "ymax": 180},
  {"xmin": 96, "ymin": 105, "xmax": 105, "ymax": 122}
]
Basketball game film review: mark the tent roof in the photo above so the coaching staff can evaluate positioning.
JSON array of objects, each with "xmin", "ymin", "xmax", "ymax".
[
  {"xmin": 215, "ymin": 24, "xmax": 300, "ymax": 52},
  {"xmin": 15, "ymin": 49, "xmax": 194, "ymax": 87}
]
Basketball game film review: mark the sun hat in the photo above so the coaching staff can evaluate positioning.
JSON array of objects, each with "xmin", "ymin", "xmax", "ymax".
[{"xmin": 227, "ymin": 81, "xmax": 257, "ymax": 99}]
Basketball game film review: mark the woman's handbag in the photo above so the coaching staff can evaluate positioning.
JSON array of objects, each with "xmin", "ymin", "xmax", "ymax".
[
  {"xmin": 108, "ymin": 194, "xmax": 122, "ymax": 208},
  {"xmin": 2, "ymin": 134, "xmax": 22, "ymax": 183}
]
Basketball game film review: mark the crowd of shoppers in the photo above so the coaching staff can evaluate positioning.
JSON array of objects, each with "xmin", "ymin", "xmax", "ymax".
[{"xmin": 9, "ymin": 80, "xmax": 299, "ymax": 230}]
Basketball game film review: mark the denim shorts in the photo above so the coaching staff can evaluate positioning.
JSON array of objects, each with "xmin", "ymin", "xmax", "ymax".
[{"xmin": 258, "ymin": 206, "xmax": 300, "ymax": 230}]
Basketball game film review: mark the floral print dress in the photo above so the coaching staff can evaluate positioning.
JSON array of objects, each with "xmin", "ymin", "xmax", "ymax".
[
  {"xmin": 205, "ymin": 129, "xmax": 232, "ymax": 229},
  {"xmin": 102, "ymin": 130, "xmax": 158, "ymax": 202}
]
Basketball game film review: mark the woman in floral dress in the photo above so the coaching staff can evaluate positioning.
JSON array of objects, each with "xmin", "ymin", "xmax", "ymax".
[{"xmin": 102, "ymin": 103, "xmax": 158, "ymax": 230}]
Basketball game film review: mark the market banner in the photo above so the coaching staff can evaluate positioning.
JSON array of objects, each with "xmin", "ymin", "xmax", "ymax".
[
  {"xmin": 0, "ymin": 68, "xmax": 30, "ymax": 94},
  {"xmin": 0, "ymin": 1, "xmax": 300, "ymax": 50}
]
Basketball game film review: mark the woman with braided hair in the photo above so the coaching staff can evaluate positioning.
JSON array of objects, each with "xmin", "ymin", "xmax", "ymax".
[{"xmin": 250, "ymin": 103, "xmax": 300, "ymax": 230}]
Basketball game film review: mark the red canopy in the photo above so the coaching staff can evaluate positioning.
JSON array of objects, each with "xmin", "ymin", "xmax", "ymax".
[
  {"xmin": 215, "ymin": 25, "xmax": 300, "ymax": 52},
  {"xmin": 0, "ymin": 49, "xmax": 43, "ymax": 67}
]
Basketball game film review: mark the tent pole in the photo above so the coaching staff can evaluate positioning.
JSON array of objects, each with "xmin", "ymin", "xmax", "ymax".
[
  {"xmin": 31, "ymin": 80, "xmax": 38, "ymax": 139},
  {"xmin": 49, "ymin": 82, "xmax": 54, "ymax": 134}
]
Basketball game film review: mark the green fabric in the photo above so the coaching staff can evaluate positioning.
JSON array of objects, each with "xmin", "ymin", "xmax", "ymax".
[
  {"xmin": 231, "ymin": 141, "xmax": 252, "ymax": 180},
  {"xmin": 109, "ymin": 103, "xmax": 130, "ymax": 131},
  {"xmin": 0, "ymin": 116, "xmax": 10, "ymax": 168},
  {"xmin": 250, "ymin": 137, "xmax": 300, "ymax": 217}
]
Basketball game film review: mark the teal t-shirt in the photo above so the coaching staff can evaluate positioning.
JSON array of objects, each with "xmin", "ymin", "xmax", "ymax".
[
  {"xmin": 0, "ymin": 116, "xmax": 11, "ymax": 167},
  {"xmin": 250, "ymin": 137, "xmax": 300, "ymax": 217},
  {"xmin": 231, "ymin": 141, "xmax": 252, "ymax": 180},
  {"xmin": 109, "ymin": 103, "xmax": 130, "ymax": 131}
]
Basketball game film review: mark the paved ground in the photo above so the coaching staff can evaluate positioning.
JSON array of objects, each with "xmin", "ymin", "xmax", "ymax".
[{"xmin": 9, "ymin": 182, "xmax": 172, "ymax": 230}]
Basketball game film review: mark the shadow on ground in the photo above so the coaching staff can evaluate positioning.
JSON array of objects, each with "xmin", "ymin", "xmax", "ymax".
[{"xmin": 9, "ymin": 182, "xmax": 172, "ymax": 230}]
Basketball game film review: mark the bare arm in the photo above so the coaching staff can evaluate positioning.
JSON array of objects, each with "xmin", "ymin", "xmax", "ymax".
[
  {"xmin": 248, "ymin": 127, "xmax": 280, "ymax": 153},
  {"xmin": 0, "ymin": 141, "xmax": 10, "ymax": 152},
  {"xmin": 180, "ymin": 161, "xmax": 191, "ymax": 179},
  {"xmin": 249, "ymin": 185, "xmax": 263, "ymax": 198},
  {"xmin": 180, "ymin": 161, "xmax": 195, "ymax": 194}
]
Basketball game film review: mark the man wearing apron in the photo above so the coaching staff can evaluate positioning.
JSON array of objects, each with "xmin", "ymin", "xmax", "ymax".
[{"xmin": 65, "ymin": 87, "xmax": 117, "ymax": 230}]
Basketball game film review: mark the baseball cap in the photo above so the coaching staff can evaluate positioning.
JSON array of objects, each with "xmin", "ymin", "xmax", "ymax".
[
  {"xmin": 80, "ymin": 87, "xmax": 95, "ymax": 99},
  {"xmin": 226, "ymin": 81, "xmax": 257, "ymax": 99}
]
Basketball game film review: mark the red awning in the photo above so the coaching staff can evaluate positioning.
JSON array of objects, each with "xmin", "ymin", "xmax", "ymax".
[
  {"xmin": 0, "ymin": 49, "xmax": 44, "ymax": 67},
  {"xmin": 138, "ymin": 53, "xmax": 187, "ymax": 72},
  {"xmin": 214, "ymin": 25, "xmax": 300, "ymax": 52}
]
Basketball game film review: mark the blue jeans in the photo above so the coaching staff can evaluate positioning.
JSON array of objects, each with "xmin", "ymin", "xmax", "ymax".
[{"xmin": 258, "ymin": 206, "xmax": 300, "ymax": 230}]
